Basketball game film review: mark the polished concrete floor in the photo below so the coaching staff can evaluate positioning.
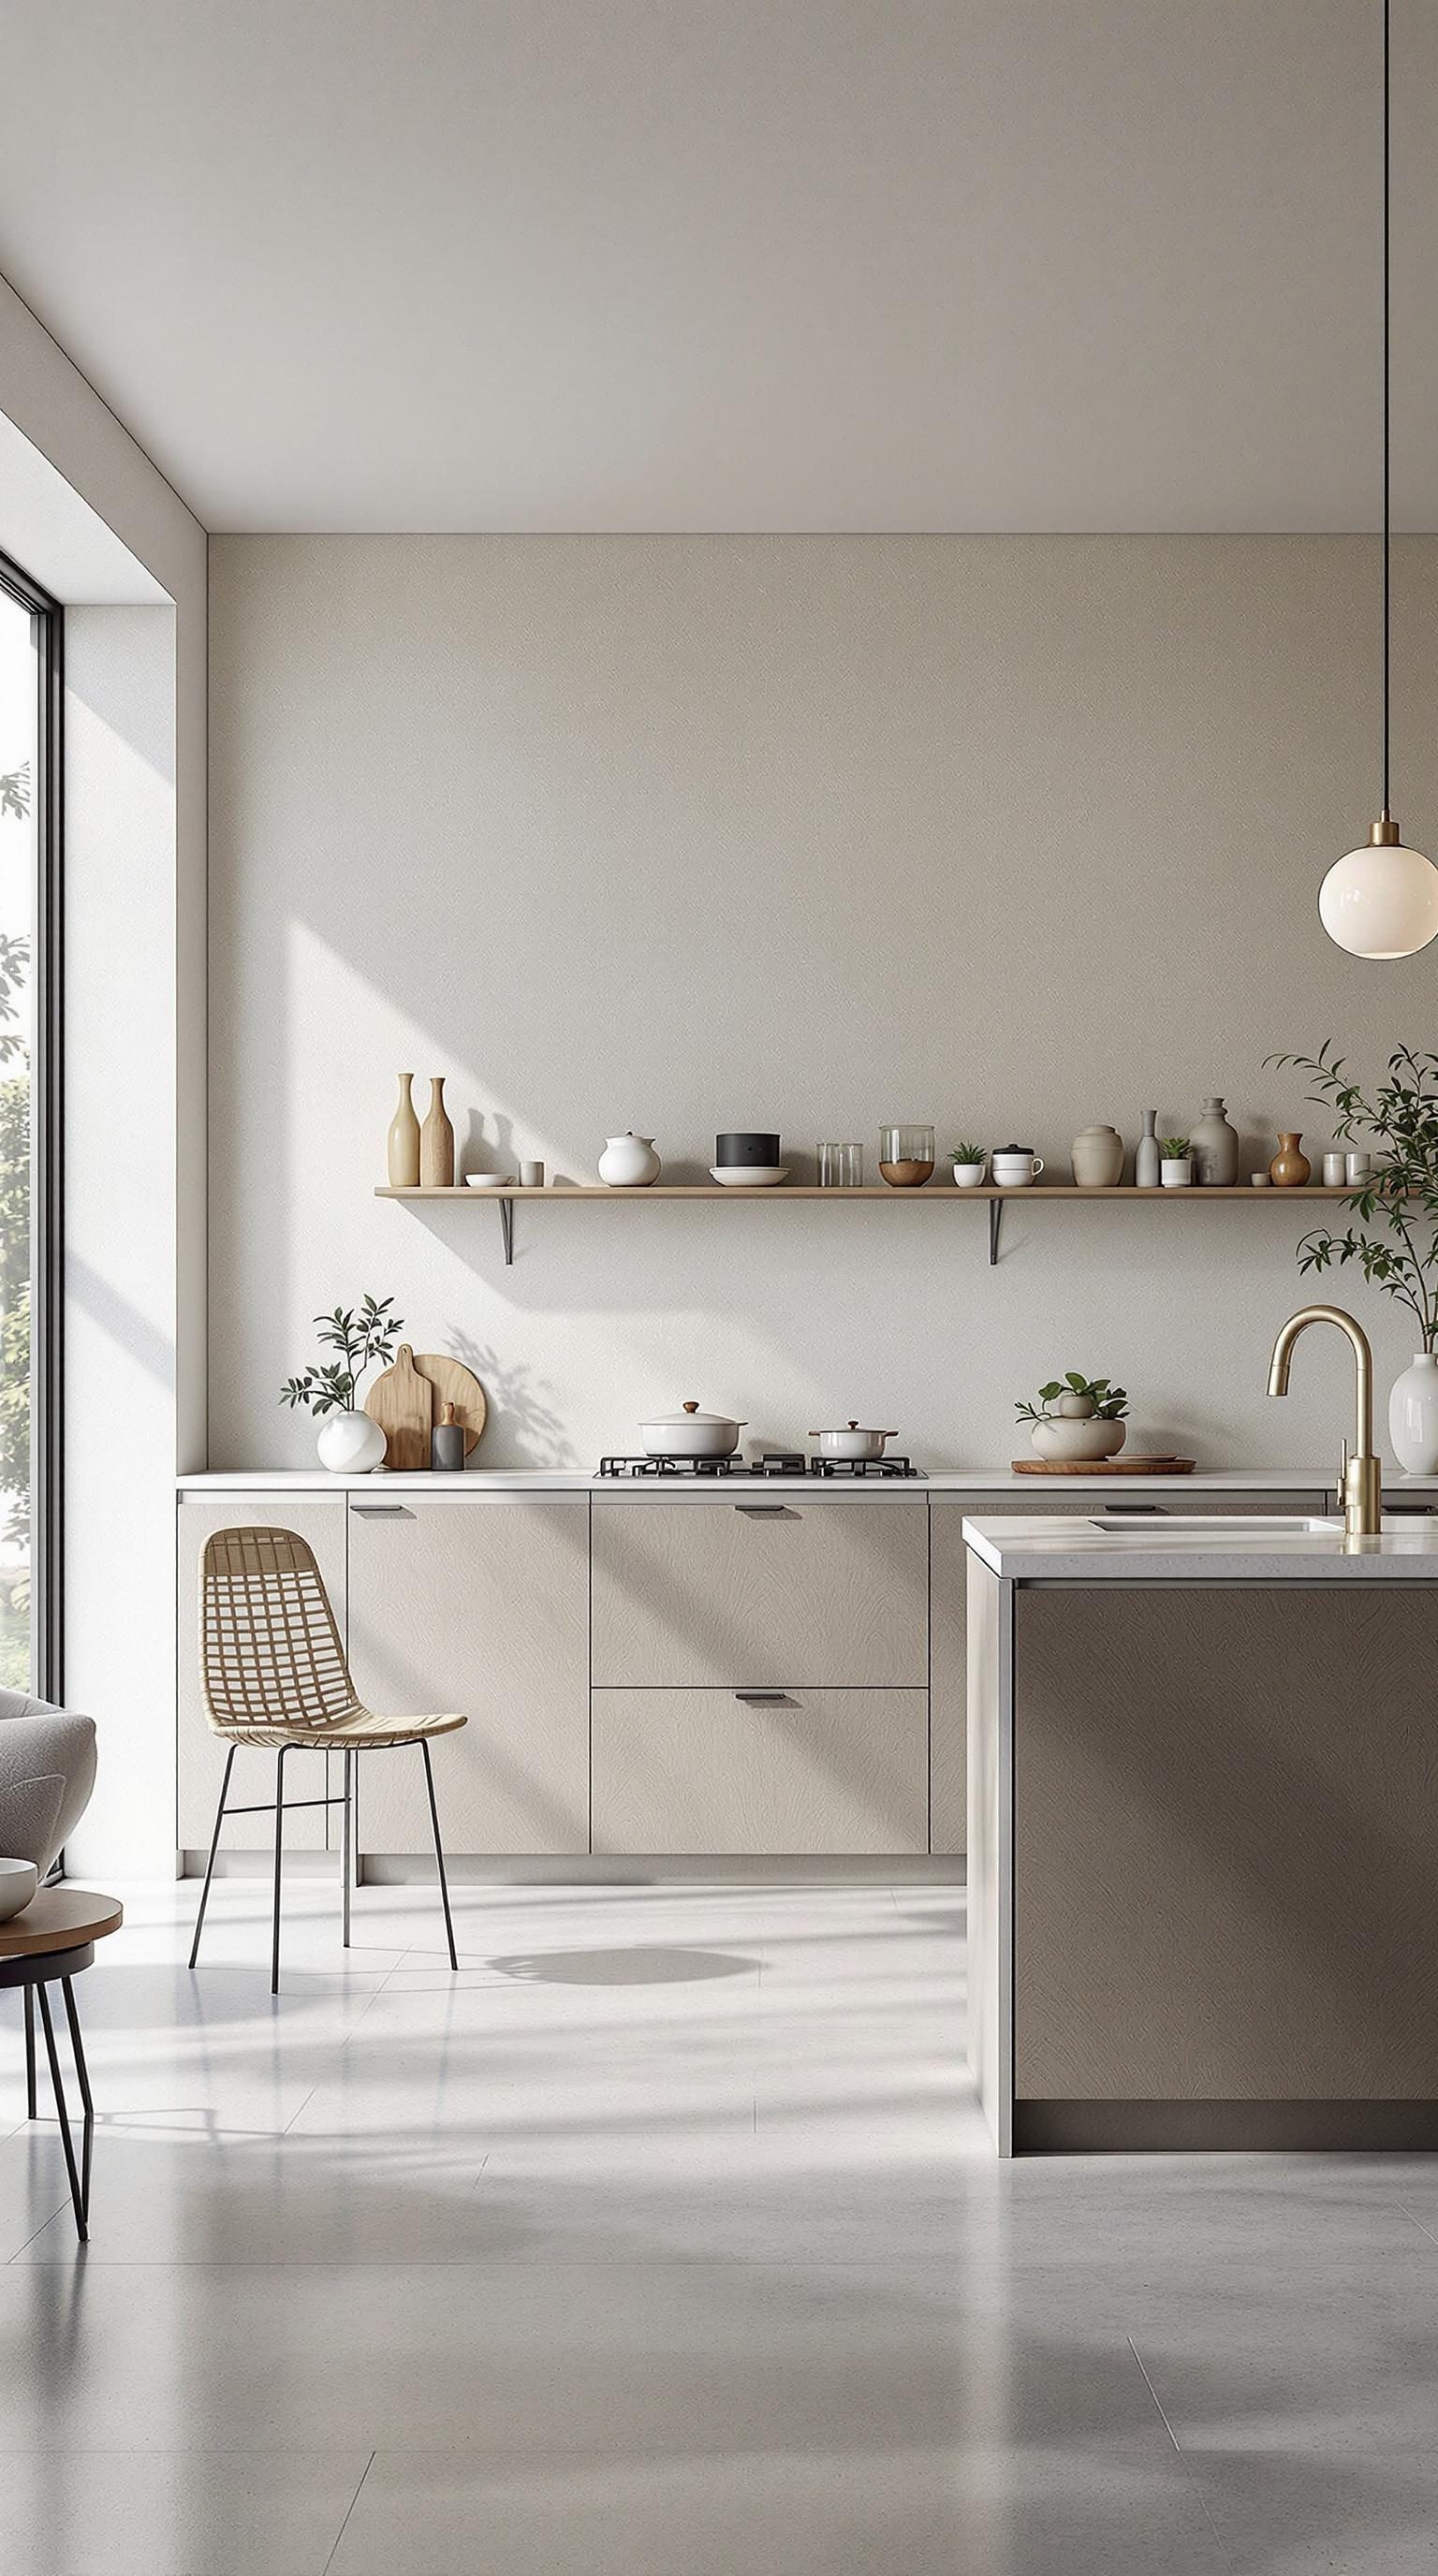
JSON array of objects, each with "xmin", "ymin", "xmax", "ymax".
[{"xmin": 3, "ymin": 1880, "xmax": 1438, "ymax": 2571}]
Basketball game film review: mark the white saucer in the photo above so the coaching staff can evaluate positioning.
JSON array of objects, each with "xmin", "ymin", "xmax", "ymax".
[
  {"xmin": 710, "ymin": 1165, "xmax": 789, "ymax": 1188},
  {"xmin": 464, "ymin": 1173, "xmax": 516, "ymax": 1190}
]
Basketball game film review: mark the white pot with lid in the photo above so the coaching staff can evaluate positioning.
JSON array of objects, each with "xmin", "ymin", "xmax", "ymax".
[
  {"xmin": 638, "ymin": 1400, "xmax": 747, "ymax": 1457},
  {"xmin": 808, "ymin": 1420, "xmax": 899, "ymax": 1461}
]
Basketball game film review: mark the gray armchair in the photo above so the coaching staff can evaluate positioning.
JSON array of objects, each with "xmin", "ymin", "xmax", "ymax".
[{"xmin": 0, "ymin": 1687, "xmax": 97, "ymax": 1872}]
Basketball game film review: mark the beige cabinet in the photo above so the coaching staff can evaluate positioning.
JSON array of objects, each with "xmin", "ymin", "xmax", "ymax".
[
  {"xmin": 346, "ymin": 1495, "xmax": 589, "ymax": 1854},
  {"xmin": 929, "ymin": 1486, "xmax": 1326, "ymax": 1854},
  {"xmin": 592, "ymin": 1687, "xmax": 928, "ymax": 1855},
  {"xmin": 176, "ymin": 1496, "xmax": 346, "ymax": 1853},
  {"xmin": 592, "ymin": 1497, "xmax": 927, "ymax": 1687}
]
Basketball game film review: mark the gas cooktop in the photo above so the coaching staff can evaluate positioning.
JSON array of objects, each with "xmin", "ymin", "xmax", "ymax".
[{"xmin": 597, "ymin": 1453, "xmax": 925, "ymax": 1480}]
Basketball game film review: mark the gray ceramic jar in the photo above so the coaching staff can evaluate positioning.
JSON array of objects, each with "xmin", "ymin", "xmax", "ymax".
[{"xmin": 1191, "ymin": 1097, "xmax": 1239, "ymax": 1186}]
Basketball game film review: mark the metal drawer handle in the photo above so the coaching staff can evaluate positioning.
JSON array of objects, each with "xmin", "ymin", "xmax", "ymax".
[
  {"xmin": 349, "ymin": 1503, "xmax": 415, "ymax": 1518},
  {"xmin": 733, "ymin": 1503, "xmax": 795, "ymax": 1517},
  {"xmin": 1098, "ymin": 1501, "xmax": 1167, "ymax": 1515},
  {"xmin": 734, "ymin": 1690, "xmax": 796, "ymax": 1705}
]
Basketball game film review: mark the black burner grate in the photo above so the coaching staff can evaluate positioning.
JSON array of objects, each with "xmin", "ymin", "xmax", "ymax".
[{"xmin": 596, "ymin": 1454, "xmax": 924, "ymax": 1480}]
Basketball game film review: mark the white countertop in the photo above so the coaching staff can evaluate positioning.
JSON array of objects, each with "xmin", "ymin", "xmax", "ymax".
[
  {"xmin": 176, "ymin": 1467, "xmax": 1438, "ymax": 1499},
  {"xmin": 171, "ymin": 1466, "xmax": 1390, "ymax": 1498},
  {"xmin": 962, "ymin": 1512, "xmax": 1438, "ymax": 1582}
]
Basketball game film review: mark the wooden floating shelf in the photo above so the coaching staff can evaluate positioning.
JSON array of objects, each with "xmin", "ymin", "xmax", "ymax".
[{"xmin": 376, "ymin": 1180, "xmax": 1353, "ymax": 1266}]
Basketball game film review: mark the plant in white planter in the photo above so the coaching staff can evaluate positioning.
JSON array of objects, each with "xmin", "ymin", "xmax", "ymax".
[
  {"xmin": 949, "ymin": 1140, "xmax": 988, "ymax": 1187},
  {"xmin": 1160, "ymin": 1137, "xmax": 1193, "ymax": 1188},
  {"xmin": 1268, "ymin": 1042, "xmax": 1438, "ymax": 1471},
  {"xmin": 1016, "ymin": 1372, "xmax": 1129, "ymax": 1462},
  {"xmin": 282, "ymin": 1294, "xmax": 403, "ymax": 1473}
]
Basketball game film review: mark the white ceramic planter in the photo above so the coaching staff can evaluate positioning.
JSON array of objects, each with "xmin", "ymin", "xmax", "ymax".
[
  {"xmin": 1389, "ymin": 1353, "xmax": 1438, "ymax": 1474},
  {"xmin": 1160, "ymin": 1159, "xmax": 1193, "ymax": 1188},
  {"xmin": 598, "ymin": 1133, "xmax": 662, "ymax": 1187},
  {"xmin": 316, "ymin": 1408, "xmax": 387, "ymax": 1474},
  {"xmin": 951, "ymin": 1161, "xmax": 987, "ymax": 1188},
  {"xmin": 1030, "ymin": 1417, "xmax": 1126, "ymax": 1463}
]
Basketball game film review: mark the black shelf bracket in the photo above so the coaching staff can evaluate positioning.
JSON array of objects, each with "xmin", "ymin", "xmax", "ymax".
[
  {"xmin": 499, "ymin": 1199, "xmax": 515, "ymax": 1266},
  {"xmin": 989, "ymin": 1199, "xmax": 1003, "ymax": 1266}
]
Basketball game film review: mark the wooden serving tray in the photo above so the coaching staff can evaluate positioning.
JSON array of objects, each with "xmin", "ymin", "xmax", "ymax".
[{"xmin": 1010, "ymin": 1456, "xmax": 1196, "ymax": 1476}]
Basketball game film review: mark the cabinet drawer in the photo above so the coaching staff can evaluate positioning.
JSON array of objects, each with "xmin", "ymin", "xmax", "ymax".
[
  {"xmin": 592, "ymin": 1687, "xmax": 928, "ymax": 1854},
  {"xmin": 592, "ymin": 1498, "xmax": 927, "ymax": 1686}
]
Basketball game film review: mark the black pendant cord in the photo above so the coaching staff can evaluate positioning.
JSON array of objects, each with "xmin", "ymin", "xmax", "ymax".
[{"xmin": 1391, "ymin": 0, "xmax": 1401, "ymax": 813}]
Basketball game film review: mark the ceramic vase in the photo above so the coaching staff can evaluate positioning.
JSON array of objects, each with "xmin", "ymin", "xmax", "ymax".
[
  {"xmin": 1135, "ymin": 1111, "xmax": 1160, "ymax": 1190},
  {"xmin": 1269, "ymin": 1132, "xmax": 1311, "ymax": 1188},
  {"xmin": 315, "ymin": 1408, "xmax": 387, "ymax": 1474},
  {"xmin": 387, "ymin": 1073, "xmax": 420, "ymax": 1187},
  {"xmin": 1030, "ymin": 1417, "xmax": 1126, "ymax": 1463},
  {"xmin": 598, "ymin": 1133, "xmax": 662, "ymax": 1187},
  {"xmin": 420, "ymin": 1076, "xmax": 455, "ymax": 1187},
  {"xmin": 1191, "ymin": 1096, "xmax": 1239, "ymax": 1187},
  {"xmin": 1389, "ymin": 1354, "xmax": 1438, "ymax": 1474},
  {"xmin": 1070, "ymin": 1124, "xmax": 1124, "ymax": 1188}
]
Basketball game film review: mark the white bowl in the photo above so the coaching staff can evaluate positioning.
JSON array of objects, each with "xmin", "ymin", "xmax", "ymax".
[
  {"xmin": 0, "ymin": 1857, "xmax": 37, "ymax": 1923},
  {"xmin": 463, "ymin": 1173, "xmax": 516, "ymax": 1190},
  {"xmin": 709, "ymin": 1165, "xmax": 789, "ymax": 1188}
]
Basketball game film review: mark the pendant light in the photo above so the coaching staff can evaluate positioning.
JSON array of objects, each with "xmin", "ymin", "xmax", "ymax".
[{"xmin": 1319, "ymin": 0, "xmax": 1438, "ymax": 958}]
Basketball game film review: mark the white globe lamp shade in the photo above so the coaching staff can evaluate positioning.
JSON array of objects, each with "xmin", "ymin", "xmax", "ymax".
[{"xmin": 1319, "ymin": 818, "xmax": 1438, "ymax": 959}]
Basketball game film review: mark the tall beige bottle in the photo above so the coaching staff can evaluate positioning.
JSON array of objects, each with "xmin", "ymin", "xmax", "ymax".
[
  {"xmin": 420, "ymin": 1076, "xmax": 456, "ymax": 1187},
  {"xmin": 387, "ymin": 1073, "xmax": 421, "ymax": 1187}
]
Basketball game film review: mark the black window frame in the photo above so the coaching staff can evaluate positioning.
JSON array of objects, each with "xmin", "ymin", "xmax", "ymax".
[{"xmin": 0, "ymin": 547, "xmax": 63, "ymax": 1705}]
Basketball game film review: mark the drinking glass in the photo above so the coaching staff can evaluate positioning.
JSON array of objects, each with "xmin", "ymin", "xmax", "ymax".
[
  {"xmin": 878, "ymin": 1125, "xmax": 935, "ymax": 1188},
  {"xmin": 818, "ymin": 1141, "xmax": 864, "ymax": 1189}
]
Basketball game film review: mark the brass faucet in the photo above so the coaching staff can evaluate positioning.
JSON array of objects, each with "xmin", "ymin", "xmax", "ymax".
[{"xmin": 1267, "ymin": 1304, "xmax": 1383, "ymax": 1538}]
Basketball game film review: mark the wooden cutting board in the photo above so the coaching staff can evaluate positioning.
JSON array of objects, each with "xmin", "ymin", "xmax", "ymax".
[
  {"xmin": 412, "ymin": 1353, "xmax": 487, "ymax": 1455},
  {"xmin": 364, "ymin": 1343, "xmax": 432, "ymax": 1471},
  {"xmin": 1011, "ymin": 1455, "xmax": 1196, "ymax": 1475}
]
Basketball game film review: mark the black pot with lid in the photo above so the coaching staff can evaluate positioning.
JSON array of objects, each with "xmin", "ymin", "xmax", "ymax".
[{"xmin": 715, "ymin": 1132, "xmax": 781, "ymax": 1167}]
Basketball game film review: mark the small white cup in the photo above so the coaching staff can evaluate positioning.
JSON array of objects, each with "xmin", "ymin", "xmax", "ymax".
[
  {"xmin": 1345, "ymin": 1152, "xmax": 1372, "ymax": 1185},
  {"xmin": 520, "ymin": 1160, "xmax": 545, "ymax": 1189},
  {"xmin": 991, "ymin": 1152, "xmax": 1044, "ymax": 1189},
  {"xmin": 1323, "ymin": 1151, "xmax": 1346, "ymax": 1187}
]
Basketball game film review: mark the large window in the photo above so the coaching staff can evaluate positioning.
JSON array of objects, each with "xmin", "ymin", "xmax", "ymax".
[{"xmin": 0, "ymin": 554, "xmax": 60, "ymax": 1698}]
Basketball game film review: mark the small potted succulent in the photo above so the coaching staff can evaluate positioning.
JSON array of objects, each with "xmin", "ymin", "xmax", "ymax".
[
  {"xmin": 949, "ymin": 1140, "xmax": 988, "ymax": 1188},
  {"xmin": 1160, "ymin": 1136, "xmax": 1194, "ymax": 1189},
  {"xmin": 1016, "ymin": 1371, "xmax": 1129, "ymax": 1462},
  {"xmin": 282, "ymin": 1294, "xmax": 403, "ymax": 1472}
]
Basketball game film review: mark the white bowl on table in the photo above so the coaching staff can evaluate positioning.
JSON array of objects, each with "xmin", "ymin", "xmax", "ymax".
[{"xmin": 0, "ymin": 1858, "xmax": 38, "ymax": 1923}]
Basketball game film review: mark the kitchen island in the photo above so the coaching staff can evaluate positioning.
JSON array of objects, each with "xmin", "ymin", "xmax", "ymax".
[{"xmin": 964, "ymin": 1512, "xmax": 1438, "ymax": 2155}]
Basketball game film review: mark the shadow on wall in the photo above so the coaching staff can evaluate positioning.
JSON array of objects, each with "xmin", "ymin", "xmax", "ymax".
[{"xmin": 445, "ymin": 1332, "xmax": 569, "ymax": 1468}]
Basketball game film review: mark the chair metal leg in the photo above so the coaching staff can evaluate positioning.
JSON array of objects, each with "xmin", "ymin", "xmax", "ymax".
[
  {"xmin": 271, "ymin": 1746, "xmax": 286, "ymax": 1997},
  {"xmin": 37, "ymin": 1982, "xmax": 87, "ymax": 2242},
  {"xmin": 60, "ymin": 1977, "xmax": 94, "ymax": 2222},
  {"xmin": 341, "ymin": 1748, "xmax": 353, "ymax": 1948},
  {"xmin": 420, "ymin": 1738, "xmax": 458, "ymax": 1970},
  {"xmin": 23, "ymin": 1983, "xmax": 36, "ymax": 2117},
  {"xmin": 188, "ymin": 1744, "xmax": 236, "ymax": 1969}
]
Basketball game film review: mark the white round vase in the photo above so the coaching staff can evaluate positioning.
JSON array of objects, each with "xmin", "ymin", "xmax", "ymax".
[
  {"xmin": 1030, "ymin": 1417, "xmax": 1126, "ymax": 1464},
  {"xmin": 598, "ymin": 1133, "xmax": 662, "ymax": 1187},
  {"xmin": 316, "ymin": 1408, "xmax": 387, "ymax": 1474},
  {"xmin": 1388, "ymin": 1354, "xmax": 1438, "ymax": 1475}
]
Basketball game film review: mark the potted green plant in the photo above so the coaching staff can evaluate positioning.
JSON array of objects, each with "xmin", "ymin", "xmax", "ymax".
[
  {"xmin": 1160, "ymin": 1137, "xmax": 1193, "ymax": 1189},
  {"xmin": 948, "ymin": 1140, "xmax": 988, "ymax": 1188},
  {"xmin": 281, "ymin": 1294, "xmax": 404, "ymax": 1472},
  {"xmin": 1016, "ymin": 1372, "xmax": 1129, "ymax": 1463},
  {"xmin": 1267, "ymin": 1043, "xmax": 1438, "ymax": 1470}
]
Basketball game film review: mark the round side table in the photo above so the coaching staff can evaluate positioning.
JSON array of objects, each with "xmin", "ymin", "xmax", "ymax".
[{"xmin": 2, "ymin": 1887, "xmax": 123, "ymax": 2241}]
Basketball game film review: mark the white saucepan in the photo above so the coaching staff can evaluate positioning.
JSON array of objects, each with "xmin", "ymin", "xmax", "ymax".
[
  {"xmin": 639, "ymin": 1401, "xmax": 747, "ymax": 1458},
  {"xmin": 808, "ymin": 1421, "xmax": 899, "ymax": 1461}
]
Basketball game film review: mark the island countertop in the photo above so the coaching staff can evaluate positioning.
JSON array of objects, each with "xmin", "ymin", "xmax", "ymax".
[{"xmin": 962, "ymin": 1511, "xmax": 1438, "ymax": 1581}]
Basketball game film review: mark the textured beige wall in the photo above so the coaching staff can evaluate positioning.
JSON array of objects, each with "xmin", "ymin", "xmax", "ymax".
[{"xmin": 208, "ymin": 535, "xmax": 1438, "ymax": 1472}]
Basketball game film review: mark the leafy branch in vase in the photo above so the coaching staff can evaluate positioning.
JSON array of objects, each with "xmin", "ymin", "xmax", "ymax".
[
  {"xmin": 1265, "ymin": 1043, "xmax": 1438, "ymax": 1351},
  {"xmin": 281, "ymin": 1295, "xmax": 404, "ymax": 1414}
]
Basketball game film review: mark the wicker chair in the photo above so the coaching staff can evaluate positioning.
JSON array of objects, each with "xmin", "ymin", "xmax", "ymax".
[{"xmin": 189, "ymin": 1526, "xmax": 466, "ymax": 1991}]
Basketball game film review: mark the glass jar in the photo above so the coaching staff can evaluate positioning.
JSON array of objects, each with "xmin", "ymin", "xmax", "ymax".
[
  {"xmin": 817, "ymin": 1141, "xmax": 864, "ymax": 1188},
  {"xmin": 878, "ymin": 1125, "xmax": 935, "ymax": 1188}
]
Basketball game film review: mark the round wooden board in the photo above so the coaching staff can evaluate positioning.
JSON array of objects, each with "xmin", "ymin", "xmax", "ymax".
[
  {"xmin": 1010, "ymin": 1456, "xmax": 1196, "ymax": 1475},
  {"xmin": 412, "ymin": 1354, "xmax": 487, "ymax": 1455},
  {"xmin": 0, "ymin": 1886, "xmax": 124, "ymax": 1958}
]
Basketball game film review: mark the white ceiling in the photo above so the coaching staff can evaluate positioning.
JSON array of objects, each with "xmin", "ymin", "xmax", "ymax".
[{"xmin": 3, "ymin": 0, "xmax": 1436, "ymax": 534}]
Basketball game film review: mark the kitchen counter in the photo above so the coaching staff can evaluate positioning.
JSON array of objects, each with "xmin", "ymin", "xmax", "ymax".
[
  {"xmin": 964, "ymin": 1509, "xmax": 1438, "ymax": 2158},
  {"xmin": 177, "ymin": 1467, "xmax": 1435, "ymax": 1495},
  {"xmin": 963, "ymin": 1511, "xmax": 1438, "ymax": 1581}
]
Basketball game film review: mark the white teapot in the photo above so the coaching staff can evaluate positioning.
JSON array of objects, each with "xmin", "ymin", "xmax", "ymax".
[{"xmin": 597, "ymin": 1133, "xmax": 662, "ymax": 1188}]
